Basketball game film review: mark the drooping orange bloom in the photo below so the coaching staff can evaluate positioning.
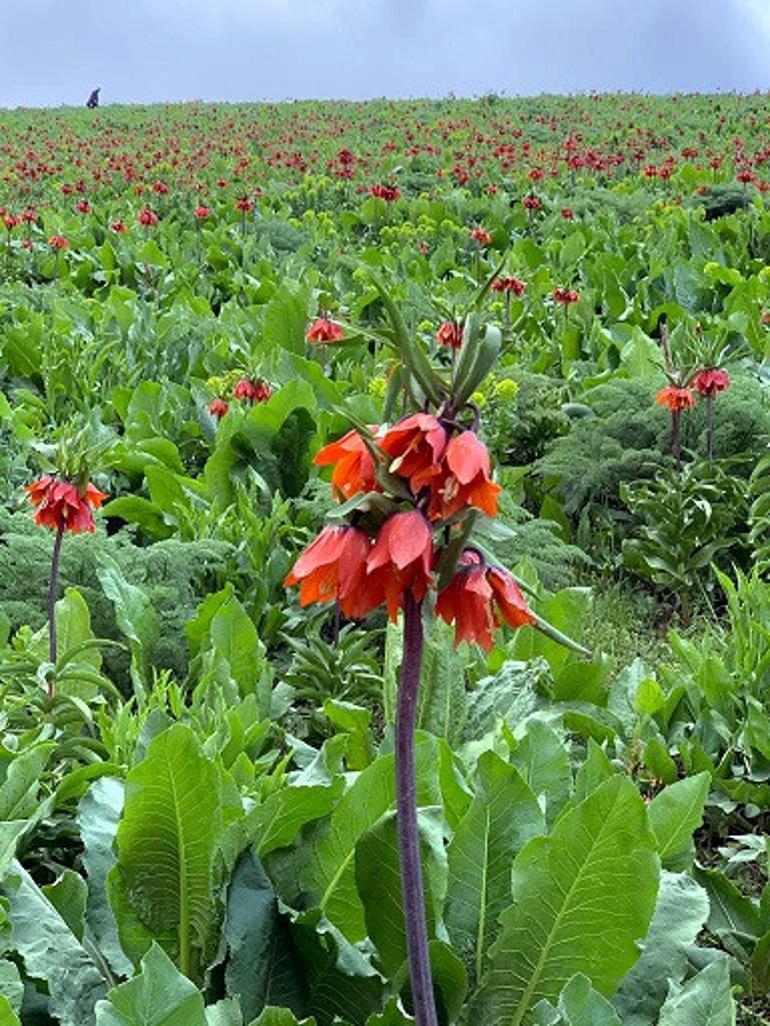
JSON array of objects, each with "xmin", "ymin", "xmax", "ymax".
[
  {"xmin": 366, "ymin": 511, "xmax": 433, "ymax": 621},
  {"xmin": 209, "ymin": 398, "xmax": 229, "ymax": 421},
  {"xmin": 379, "ymin": 413, "xmax": 447, "ymax": 494},
  {"xmin": 436, "ymin": 551, "xmax": 535, "ymax": 650},
  {"xmin": 435, "ymin": 551, "xmax": 496, "ymax": 650},
  {"xmin": 470, "ymin": 227, "xmax": 492, "ymax": 246},
  {"xmin": 693, "ymin": 368, "xmax": 730, "ymax": 397},
  {"xmin": 235, "ymin": 196, "xmax": 254, "ymax": 213},
  {"xmin": 428, "ymin": 431, "xmax": 500, "ymax": 520},
  {"xmin": 314, "ymin": 429, "xmax": 379, "ymax": 500},
  {"xmin": 110, "ymin": 220, "xmax": 127, "ymax": 233},
  {"xmin": 307, "ymin": 318, "xmax": 345, "ymax": 344},
  {"xmin": 655, "ymin": 386, "xmax": 696, "ymax": 411},
  {"xmin": 435, "ymin": 320, "xmax": 464, "ymax": 350},
  {"xmin": 25, "ymin": 476, "xmax": 107, "ymax": 534},
  {"xmin": 284, "ymin": 524, "xmax": 375, "ymax": 618},
  {"xmin": 195, "ymin": 205, "xmax": 212, "ymax": 220},
  {"xmin": 49, "ymin": 235, "xmax": 69, "ymax": 250},
  {"xmin": 487, "ymin": 565, "xmax": 537, "ymax": 630}
]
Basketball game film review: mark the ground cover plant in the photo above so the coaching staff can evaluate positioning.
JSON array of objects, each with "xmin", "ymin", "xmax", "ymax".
[{"xmin": 2, "ymin": 92, "xmax": 770, "ymax": 1024}]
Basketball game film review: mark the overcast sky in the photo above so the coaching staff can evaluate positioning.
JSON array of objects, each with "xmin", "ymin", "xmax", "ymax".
[{"xmin": 2, "ymin": 0, "xmax": 769, "ymax": 108}]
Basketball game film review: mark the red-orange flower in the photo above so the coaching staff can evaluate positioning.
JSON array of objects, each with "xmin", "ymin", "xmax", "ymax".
[
  {"xmin": 284, "ymin": 524, "xmax": 374, "ymax": 618},
  {"xmin": 209, "ymin": 398, "xmax": 229, "ymax": 421},
  {"xmin": 470, "ymin": 227, "xmax": 492, "ymax": 246},
  {"xmin": 232, "ymin": 378, "xmax": 271, "ymax": 403},
  {"xmin": 655, "ymin": 386, "xmax": 695, "ymax": 411},
  {"xmin": 195, "ymin": 205, "xmax": 212, "ymax": 220},
  {"xmin": 314, "ymin": 429, "xmax": 378, "ymax": 500},
  {"xmin": 110, "ymin": 220, "xmax": 127, "ymax": 233},
  {"xmin": 307, "ymin": 318, "xmax": 344, "ymax": 344},
  {"xmin": 491, "ymin": 276, "xmax": 526, "ymax": 296},
  {"xmin": 428, "ymin": 431, "xmax": 500, "ymax": 520},
  {"xmin": 435, "ymin": 320, "xmax": 464, "ymax": 350},
  {"xmin": 49, "ymin": 235, "xmax": 69, "ymax": 250},
  {"xmin": 25, "ymin": 476, "xmax": 107, "ymax": 534},
  {"xmin": 436, "ymin": 551, "xmax": 535, "ymax": 650},
  {"xmin": 366, "ymin": 511, "xmax": 433, "ymax": 620},
  {"xmin": 138, "ymin": 206, "xmax": 158, "ymax": 227},
  {"xmin": 379, "ymin": 413, "xmax": 447, "ymax": 493},
  {"xmin": 694, "ymin": 368, "xmax": 730, "ymax": 397}
]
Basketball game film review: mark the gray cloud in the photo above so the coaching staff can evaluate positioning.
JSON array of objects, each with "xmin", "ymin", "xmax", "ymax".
[{"xmin": 0, "ymin": 0, "xmax": 766, "ymax": 107}]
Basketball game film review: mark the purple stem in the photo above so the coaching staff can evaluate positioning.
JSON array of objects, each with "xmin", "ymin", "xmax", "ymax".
[
  {"xmin": 395, "ymin": 593, "xmax": 438, "ymax": 1026},
  {"xmin": 706, "ymin": 394, "xmax": 714, "ymax": 462},
  {"xmin": 671, "ymin": 409, "xmax": 682, "ymax": 474},
  {"xmin": 47, "ymin": 522, "xmax": 65, "ymax": 693}
]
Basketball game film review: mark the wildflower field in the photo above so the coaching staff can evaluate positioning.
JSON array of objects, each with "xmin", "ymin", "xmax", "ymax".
[{"xmin": 2, "ymin": 92, "xmax": 770, "ymax": 1025}]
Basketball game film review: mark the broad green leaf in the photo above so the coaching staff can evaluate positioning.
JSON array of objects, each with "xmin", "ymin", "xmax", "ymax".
[
  {"xmin": 510, "ymin": 720, "xmax": 571, "ymax": 825},
  {"xmin": 78, "ymin": 777, "xmax": 134, "ymax": 978},
  {"xmin": 95, "ymin": 943, "xmax": 207, "ymax": 1026},
  {"xmin": 225, "ymin": 850, "xmax": 305, "ymax": 1022},
  {"xmin": 537, "ymin": 973, "xmax": 622, "ymax": 1025},
  {"xmin": 42, "ymin": 869, "xmax": 87, "ymax": 941},
  {"xmin": 97, "ymin": 557, "xmax": 159, "ymax": 691},
  {"xmin": 291, "ymin": 740, "xmax": 443, "ymax": 942},
  {"xmin": 0, "ymin": 744, "xmax": 51, "ymax": 820},
  {"xmin": 573, "ymin": 740, "xmax": 615, "ymax": 803},
  {"xmin": 0, "ymin": 995, "xmax": 19, "ymax": 1026},
  {"xmin": 248, "ymin": 1009, "xmax": 316, "ymax": 1026},
  {"xmin": 0, "ymin": 960, "xmax": 22, "ymax": 1015},
  {"xmin": 209, "ymin": 593, "xmax": 265, "ymax": 695},
  {"xmin": 261, "ymin": 280, "xmax": 311, "ymax": 356},
  {"xmin": 355, "ymin": 809, "xmax": 446, "ymax": 976},
  {"xmin": 3, "ymin": 861, "xmax": 108, "ymax": 1026},
  {"xmin": 110, "ymin": 725, "xmax": 222, "ymax": 977},
  {"xmin": 205, "ymin": 999, "xmax": 243, "ymax": 1026},
  {"xmin": 472, "ymin": 775, "xmax": 659, "ymax": 1025},
  {"xmin": 612, "ymin": 871, "xmax": 710, "ymax": 1026},
  {"xmin": 287, "ymin": 907, "xmax": 382, "ymax": 1022},
  {"xmin": 657, "ymin": 957, "xmax": 735, "ymax": 1026},
  {"xmin": 647, "ymin": 772, "xmax": 710, "ymax": 869},
  {"xmin": 445, "ymin": 751, "xmax": 544, "ymax": 982}
]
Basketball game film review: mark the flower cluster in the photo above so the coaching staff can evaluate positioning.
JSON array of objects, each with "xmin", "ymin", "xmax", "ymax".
[
  {"xmin": 208, "ymin": 376, "xmax": 272, "ymax": 421},
  {"xmin": 286, "ymin": 411, "xmax": 535, "ymax": 651},
  {"xmin": 25, "ymin": 476, "xmax": 107, "ymax": 534}
]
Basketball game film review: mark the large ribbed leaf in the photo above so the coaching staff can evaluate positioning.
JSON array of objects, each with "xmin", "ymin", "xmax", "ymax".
[
  {"xmin": 472, "ymin": 775, "xmax": 659, "ymax": 1026},
  {"xmin": 445, "ymin": 751, "xmax": 544, "ymax": 983},
  {"xmin": 109, "ymin": 725, "xmax": 222, "ymax": 977},
  {"xmin": 95, "ymin": 943, "xmax": 207, "ymax": 1026},
  {"xmin": 3, "ymin": 862, "xmax": 108, "ymax": 1026},
  {"xmin": 78, "ymin": 777, "xmax": 134, "ymax": 978},
  {"xmin": 657, "ymin": 957, "xmax": 735, "ymax": 1026},
  {"xmin": 292, "ymin": 739, "xmax": 443, "ymax": 942}
]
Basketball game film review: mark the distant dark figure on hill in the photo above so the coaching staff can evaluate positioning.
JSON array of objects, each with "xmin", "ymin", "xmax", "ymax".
[{"xmin": 86, "ymin": 88, "xmax": 100, "ymax": 109}]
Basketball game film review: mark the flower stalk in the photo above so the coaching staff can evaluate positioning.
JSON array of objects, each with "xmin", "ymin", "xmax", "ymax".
[{"xmin": 395, "ymin": 594, "xmax": 438, "ymax": 1026}]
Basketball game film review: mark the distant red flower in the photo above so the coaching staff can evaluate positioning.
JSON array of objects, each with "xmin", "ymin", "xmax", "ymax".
[
  {"xmin": 553, "ymin": 287, "xmax": 580, "ymax": 305},
  {"xmin": 314, "ymin": 428, "xmax": 379, "ymax": 500},
  {"xmin": 379, "ymin": 413, "xmax": 447, "ymax": 493},
  {"xmin": 232, "ymin": 377, "xmax": 271, "ymax": 403},
  {"xmin": 523, "ymin": 195, "xmax": 541, "ymax": 211},
  {"xmin": 470, "ymin": 227, "xmax": 492, "ymax": 246},
  {"xmin": 25, "ymin": 476, "xmax": 107, "ymax": 534},
  {"xmin": 307, "ymin": 318, "xmax": 344, "ymax": 344},
  {"xmin": 491, "ymin": 276, "xmax": 526, "ymax": 296},
  {"xmin": 428, "ymin": 430, "xmax": 501, "ymax": 520},
  {"xmin": 138, "ymin": 206, "xmax": 158, "ymax": 227},
  {"xmin": 694, "ymin": 368, "xmax": 730, "ymax": 397},
  {"xmin": 370, "ymin": 183, "xmax": 401, "ymax": 202},
  {"xmin": 75, "ymin": 200, "xmax": 91, "ymax": 214},
  {"xmin": 195, "ymin": 205, "xmax": 212, "ymax": 220},
  {"xmin": 209, "ymin": 398, "xmax": 230, "ymax": 421},
  {"xmin": 655, "ymin": 386, "xmax": 696, "ymax": 411},
  {"xmin": 2, "ymin": 213, "xmax": 18, "ymax": 231},
  {"xmin": 110, "ymin": 220, "xmax": 127, "ymax": 233},
  {"xmin": 285, "ymin": 524, "xmax": 374, "ymax": 618},
  {"xmin": 366, "ymin": 511, "xmax": 433, "ymax": 620},
  {"xmin": 436, "ymin": 550, "xmax": 535, "ymax": 650},
  {"xmin": 235, "ymin": 195, "xmax": 253, "ymax": 213},
  {"xmin": 21, "ymin": 208, "xmax": 37, "ymax": 223},
  {"xmin": 561, "ymin": 207, "xmax": 574, "ymax": 219},
  {"xmin": 21, "ymin": 239, "xmax": 34, "ymax": 250},
  {"xmin": 152, "ymin": 180, "xmax": 170, "ymax": 194},
  {"xmin": 49, "ymin": 235, "xmax": 69, "ymax": 250},
  {"xmin": 435, "ymin": 320, "xmax": 464, "ymax": 349}
]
